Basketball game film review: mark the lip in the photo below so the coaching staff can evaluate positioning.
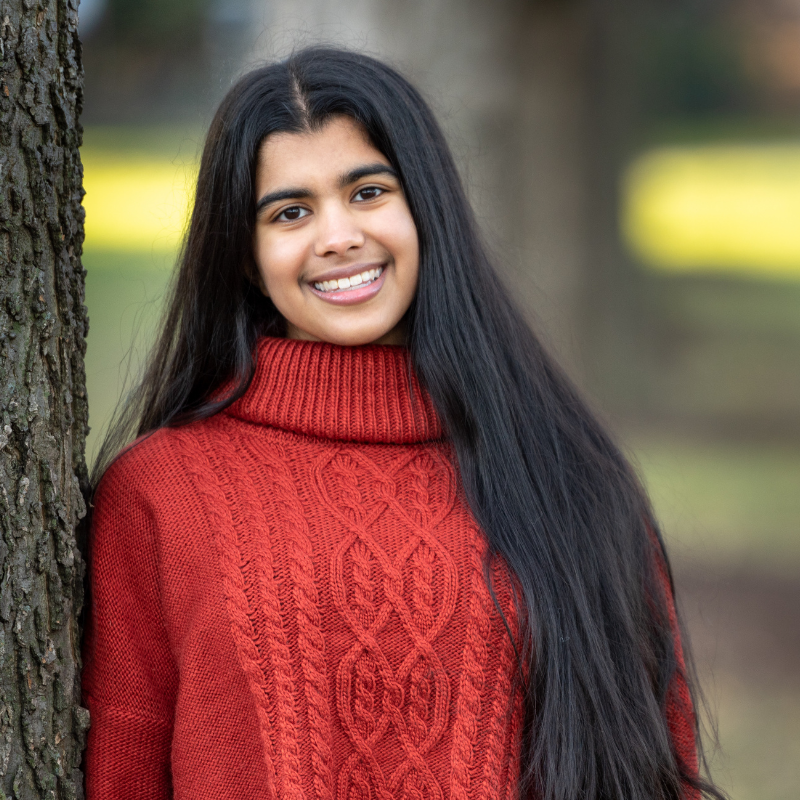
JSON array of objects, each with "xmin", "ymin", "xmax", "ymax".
[
  {"xmin": 308, "ymin": 266, "xmax": 387, "ymax": 306},
  {"xmin": 307, "ymin": 262, "xmax": 385, "ymax": 284}
]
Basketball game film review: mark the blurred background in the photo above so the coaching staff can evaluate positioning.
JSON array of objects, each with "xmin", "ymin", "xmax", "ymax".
[{"xmin": 77, "ymin": 0, "xmax": 800, "ymax": 796}]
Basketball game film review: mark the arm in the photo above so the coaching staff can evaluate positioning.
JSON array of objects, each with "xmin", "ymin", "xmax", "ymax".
[{"xmin": 82, "ymin": 455, "xmax": 179, "ymax": 799}]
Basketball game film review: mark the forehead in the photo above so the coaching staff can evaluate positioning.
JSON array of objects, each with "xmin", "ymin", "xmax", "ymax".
[{"xmin": 255, "ymin": 117, "xmax": 388, "ymax": 189}]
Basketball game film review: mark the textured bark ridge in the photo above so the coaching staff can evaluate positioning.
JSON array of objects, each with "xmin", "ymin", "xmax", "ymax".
[{"xmin": 0, "ymin": 0, "xmax": 89, "ymax": 797}]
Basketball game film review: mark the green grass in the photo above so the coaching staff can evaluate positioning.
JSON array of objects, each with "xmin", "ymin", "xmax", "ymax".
[
  {"xmin": 709, "ymin": 679, "xmax": 800, "ymax": 800},
  {"xmin": 626, "ymin": 434, "xmax": 800, "ymax": 574},
  {"xmin": 84, "ymin": 251, "xmax": 171, "ymax": 464}
]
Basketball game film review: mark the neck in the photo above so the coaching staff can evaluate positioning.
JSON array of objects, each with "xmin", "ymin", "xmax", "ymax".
[
  {"xmin": 224, "ymin": 336, "xmax": 442, "ymax": 444},
  {"xmin": 284, "ymin": 319, "xmax": 408, "ymax": 347}
]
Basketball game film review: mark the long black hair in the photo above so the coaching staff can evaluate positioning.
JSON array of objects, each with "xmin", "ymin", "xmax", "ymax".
[{"xmin": 94, "ymin": 46, "xmax": 723, "ymax": 800}]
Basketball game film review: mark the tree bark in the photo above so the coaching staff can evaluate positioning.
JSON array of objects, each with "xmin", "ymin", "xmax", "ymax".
[{"xmin": 0, "ymin": 0, "xmax": 88, "ymax": 797}]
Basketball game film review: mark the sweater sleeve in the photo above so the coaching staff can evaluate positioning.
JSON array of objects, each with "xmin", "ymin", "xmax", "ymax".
[
  {"xmin": 656, "ymin": 544, "xmax": 702, "ymax": 800},
  {"xmin": 82, "ymin": 452, "xmax": 179, "ymax": 799}
]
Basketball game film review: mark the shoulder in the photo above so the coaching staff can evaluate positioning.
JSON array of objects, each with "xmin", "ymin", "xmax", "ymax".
[
  {"xmin": 92, "ymin": 419, "xmax": 222, "ymax": 522},
  {"xmin": 90, "ymin": 423, "xmax": 229, "ymax": 575},
  {"xmin": 95, "ymin": 428, "xmax": 178, "ymax": 505},
  {"xmin": 92, "ymin": 413, "xmax": 261, "ymax": 521}
]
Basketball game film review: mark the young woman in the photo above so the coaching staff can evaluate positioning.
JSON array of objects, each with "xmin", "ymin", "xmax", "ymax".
[{"xmin": 83, "ymin": 47, "xmax": 723, "ymax": 800}]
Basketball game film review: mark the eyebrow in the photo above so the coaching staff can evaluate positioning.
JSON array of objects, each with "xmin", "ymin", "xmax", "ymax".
[
  {"xmin": 338, "ymin": 163, "xmax": 397, "ymax": 188},
  {"xmin": 255, "ymin": 162, "xmax": 398, "ymax": 215}
]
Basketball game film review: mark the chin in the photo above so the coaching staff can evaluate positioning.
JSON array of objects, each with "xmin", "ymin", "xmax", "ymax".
[
  {"xmin": 324, "ymin": 332, "xmax": 392, "ymax": 347},
  {"xmin": 307, "ymin": 322, "xmax": 401, "ymax": 347}
]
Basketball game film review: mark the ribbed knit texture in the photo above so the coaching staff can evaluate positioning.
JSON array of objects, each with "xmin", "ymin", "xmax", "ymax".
[{"xmin": 83, "ymin": 336, "xmax": 698, "ymax": 799}]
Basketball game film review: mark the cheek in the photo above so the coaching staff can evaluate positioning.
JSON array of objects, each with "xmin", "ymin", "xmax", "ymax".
[
  {"xmin": 253, "ymin": 231, "xmax": 308, "ymax": 292},
  {"xmin": 374, "ymin": 207, "xmax": 419, "ymax": 277}
]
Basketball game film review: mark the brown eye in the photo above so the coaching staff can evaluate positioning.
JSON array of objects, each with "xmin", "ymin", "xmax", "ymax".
[
  {"xmin": 354, "ymin": 186, "xmax": 383, "ymax": 201},
  {"xmin": 276, "ymin": 206, "xmax": 309, "ymax": 222}
]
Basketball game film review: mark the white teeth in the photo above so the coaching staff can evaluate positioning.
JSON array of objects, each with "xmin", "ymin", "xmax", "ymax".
[{"xmin": 314, "ymin": 266, "xmax": 383, "ymax": 292}]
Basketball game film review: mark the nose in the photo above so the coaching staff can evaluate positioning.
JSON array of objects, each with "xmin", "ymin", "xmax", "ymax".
[{"xmin": 313, "ymin": 202, "xmax": 365, "ymax": 257}]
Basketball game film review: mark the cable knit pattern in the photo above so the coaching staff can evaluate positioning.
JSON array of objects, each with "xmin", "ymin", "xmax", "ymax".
[
  {"xmin": 174, "ymin": 428, "xmax": 286, "ymax": 798},
  {"xmin": 82, "ymin": 336, "xmax": 700, "ymax": 800},
  {"xmin": 449, "ymin": 533, "xmax": 493, "ymax": 800},
  {"xmin": 239, "ymin": 437, "xmax": 335, "ymax": 800},
  {"xmin": 188, "ymin": 427, "xmax": 307, "ymax": 799},
  {"xmin": 479, "ymin": 563, "xmax": 522, "ymax": 800},
  {"xmin": 315, "ymin": 446, "xmax": 458, "ymax": 800}
]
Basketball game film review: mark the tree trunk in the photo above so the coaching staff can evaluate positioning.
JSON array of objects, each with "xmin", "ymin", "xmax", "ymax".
[{"xmin": 0, "ymin": 0, "xmax": 88, "ymax": 797}]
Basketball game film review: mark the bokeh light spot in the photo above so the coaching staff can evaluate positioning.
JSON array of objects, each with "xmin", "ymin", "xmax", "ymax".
[
  {"xmin": 622, "ymin": 145, "xmax": 800, "ymax": 278},
  {"xmin": 82, "ymin": 151, "xmax": 198, "ymax": 254}
]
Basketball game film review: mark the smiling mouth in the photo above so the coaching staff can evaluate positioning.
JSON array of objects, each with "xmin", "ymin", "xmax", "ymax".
[{"xmin": 312, "ymin": 266, "xmax": 384, "ymax": 293}]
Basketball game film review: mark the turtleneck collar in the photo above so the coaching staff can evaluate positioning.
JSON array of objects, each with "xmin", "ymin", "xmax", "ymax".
[{"xmin": 225, "ymin": 337, "xmax": 443, "ymax": 444}]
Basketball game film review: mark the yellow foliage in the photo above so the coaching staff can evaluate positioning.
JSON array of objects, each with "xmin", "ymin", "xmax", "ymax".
[
  {"xmin": 81, "ymin": 151, "xmax": 198, "ymax": 254},
  {"xmin": 622, "ymin": 145, "xmax": 800, "ymax": 277}
]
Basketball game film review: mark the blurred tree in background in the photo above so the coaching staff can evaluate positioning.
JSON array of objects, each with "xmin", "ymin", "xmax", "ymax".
[
  {"xmin": 102, "ymin": 0, "xmax": 211, "ymax": 47},
  {"xmin": 80, "ymin": 0, "xmax": 252, "ymax": 124},
  {"xmin": 639, "ymin": 17, "xmax": 744, "ymax": 117}
]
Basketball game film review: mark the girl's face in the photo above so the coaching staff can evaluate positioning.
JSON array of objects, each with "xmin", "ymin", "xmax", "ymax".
[{"xmin": 252, "ymin": 116, "xmax": 420, "ymax": 346}]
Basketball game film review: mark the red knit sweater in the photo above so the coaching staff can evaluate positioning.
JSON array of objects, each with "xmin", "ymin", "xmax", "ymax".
[{"xmin": 82, "ymin": 337, "xmax": 698, "ymax": 799}]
